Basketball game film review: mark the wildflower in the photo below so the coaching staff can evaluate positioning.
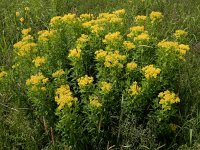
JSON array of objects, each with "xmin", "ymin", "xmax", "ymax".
[
  {"xmin": 32, "ymin": 56, "xmax": 46, "ymax": 67},
  {"xmin": 0, "ymin": 71, "xmax": 7, "ymax": 80},
  {"xmin": 135, "ymin": 15, "xmax": 147, "ymax": 22},
  {"xmin": 158, "ymin": 90, "xmax": 180, "ymax": 110},
  {"xmin": 20, "ymin": 17, "xmax": 24, "ymax": 23},
  {"xmin": 12, "ymin": 63, "xmax": 20, "ymax": 69},
  {"xmin": 130, "ymin": 26, "xmax": 145, "ymax": 33},
  {"xmin": 21, "ymin": 28, "xmax": 31, "ymax": 35},
  {"xmin": 104, "ymin": 51, "xmax": 126, "ymax": 68},
  {"xmin": 103, "ymin": 32, "xmax": 122, "ymax": 44},
  {"xmin": 150, "ymin": 11, "xmax": 163, "ymax": 22},
  {"xmin": 55, "ymin": 84, "xmax": 77, "ymax": 110},
  {"xmin": 142, "ymin": 64, "xmax": 161, "ymax": 79},
  {"xmin": 41, "ymin": 87, "xmax": 46, "ymax": 91},
  {"xmin": 100, "ymin": 81, "xmax": 112, "ymax": 93},
  {"xmin": 174, "ymin": 30, "xmax": 188, "ymax": 38},
  {"xmin": 52, "ymin": 69, "xmax": 65, "ymax": 78},
  {"xmin": 68, "ymin": 48, "xmax": 81, "ymax": 59},
  {"xmin": 77, "ymin": 75, "xmax": 94, "ymax": 88},
  {"xmin": 170, "ymin": 123, "xmax": 178, "ymax": 132},
  {"xmin": 178, "ymin": 44, "xmax": 190, "ymax": 55},
  {"xmin": 134, "ymin": 32, "xmax": 150, "ymax": 41},
  {"xmin": 50, "ymin": 16, "xmax": 62, "ymax": 25},
  {"xmin": 80, "ymin": 13, "xmax": 94, "ymax": 20},
  {"xmin": 123, "ymin": 41, "xmax": 136, "ymax": 50},
  {"xmin": 16, "ymin": 42, "xmax": 37, "ymax": 56},
  {"xmin": 158, "ymin": 40, "xmax": 178, "ymax": 50},
  {"xmin": 91, "ymin": 25, "xmax": 104, "ymax": 34},
  {"xmin": 76, "ymin": 34, "xmax": 89, "ymax": 48},
  {"xmin": 38, "ymin": 30, "xmax": 57, "ymax": 41},
  {"xmin": 129, "ymin": 81, "xmax": 141, "ymax": 96},
  {"xmin": 95, "ymin": 49, "xmax": 107, "ymax": 60},
  {"xmin": 126, "ymin": 62, "xmax": 138, "ymax": 71},
  {"xmin": 16, "ymin": 12, "xmax": 20, "ymax": 17},
  {"xmin": 112, "ymin": 9, "xmax": 126, "ymax": 16},
  {"xmin": 22, "ymin": 35, "xmax": 34, "ymax": 41},
  {"xmin": 61, "ymin": 13, "xmax": 76, "ymax": 23},
  {"xmin": 26, "ymin": 73, "xmax": 48, "ymax": 86},
  {"xmin": 90, "ymin": 96, "xmax": 102, "ymax": 108},
  {"xmin": 25, "ymin": 7, "xmax": 30, "ymax": 11}
]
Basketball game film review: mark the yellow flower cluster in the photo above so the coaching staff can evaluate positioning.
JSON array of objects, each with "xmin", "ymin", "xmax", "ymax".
[
  {"xmin": 174, "ymin": 30, "xmax": 188, "ymax": 38},
  {"xmin": 129, "ymin": 81, "xmax": 141, "ymax": 96},
  {"xmin": 32, "ymin": 56, "xmax": 46, "ymax": 67},
  {"xmin": 104, "ymin": 51, "xmax": 126, "ymax": 68},
  {"xmin": 16, "ymin": 11, "xmax": 20, "ymax": 17},
  {"xmin": 89, "ymin": 96, "xmax": 102, "ymax": 108},
  {"xmin": 80, "ymin": 13, "xmax": 94, "ymax": 20},
  {"xmin": 100, "ymin": 81, "xmax": 112, "ymax": 93},
  {"xmin": 123, "ymin": 41, "xmax": 136, "ymax": 50},
  {"xmin": 135, "ymin": 15, "xmax": 147, "ymax": 22},
  {"xmin": 178, "ymin": 44, "xmax": 190, "ymax": 55},
  {"xmin": 158, "ymin": 90, "xmax": 180, "ymax": 110},
  {"xmin": 20, "ymin": 17, "xmax": 24, "ymax": 23},
  {"xmin": 76, "ymin": 34, "xmax": 89, "ymax": 48},
  {"xmin": 22, "ymin": 28, "xmax": 31, "ymax": 35},
  {"xmin": 0, "ymin": 71, "xmax": 7, "ymax": 80},
  {"xmin": 77, "ymin": 75, "xmax": 94, "ymax": 88},
  {"xmin": 50, "ymin": 16, "xmax": 62, "ymax": 25},
  {"xmin": 126, "ymin": 62, "xmax": 138, "ymax": 71},
  {"xmin": 38, "ymin": 30, "xmax": 57, "ymax": 42},
  {"xmin": 157, "ymin": 40, "xmax": 178, "ymax": 50},
  {"xmin": 134, "ymin": 32, "xmax": 150, "ymax": 41},
  {"xmin": 91, "ymin": 24, "xmax": 104, "ymax": 34},
  {"xmin": 68, "ymin": 48, "xmax": 81, "ymax": 59},
  {"xmin": 127, "ymin": 26, "xmax": 145, "ymax": 38},
  {"xmin": 142, "ymin": 64, "xmax": 161, "ymax": 79},
  {"xmin": 149, "ymin": 11, "xmax": 163, "ymax": 22},
  {"xmin": 13, "ymin": 41, "xmax": 37, "ymax": 56},
  {"xmin": 103, "ymin": 32, "xmax": 122, "ymax": 44},
  {"xmin": 26, "ymin": 73, "xmax": 48, "ymax": 86},
  {"xmin": 52, "ymin": 69, "xmax": 65, "ymax": 78},
  {"xmin": 61, "ymin": 13, "xmax": 76, "ymax": 23},
  {"xmin": 55, "ymin": 85, "xmax": 77, "ymax": 110},
  {"xmin": 112, "ymin": 9, "xmax": 126, "ymax": 16},
  {"xmin": 95, "ymin": 49, "xmax": 108, "ymax": 60}
]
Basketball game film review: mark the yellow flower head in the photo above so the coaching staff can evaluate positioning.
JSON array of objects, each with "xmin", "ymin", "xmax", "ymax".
[
  {"xmin": 52, "ymin": 69, "xmax": 65, "ymax": 78},
  {"xmin": 123, "ymin": 41, "xmax": 136, "ymax": 50},
  {"xmin": 135, "ymin": 15, "xmax": 147, "ymax": 22},
  {"xmin": 129, "ymin": 81, "xmax": 141, "ymax": 96},
  {"xmin": 134, "ymin": 32, "xmax": 150, "ymax": 41},
  {"xmin": 158, "ymin": 40, "xmax": 178, "ymax": 50},
  {"xmin": 21, "ymin": 28, "xmax": 31, "ymax": 35},
  {"xmin": 103, "ymin": 32, "xmax": 122, "ymax": 44},
  {"xmin": 95, "ymin": 49, "xmax": 107, "ymax": 60},
  {"xmin": 142, "ymin": 64, "xmax": 161, "ymax": 79},
  {"xmin": 16, "ymin": 12, "xmax": 20, "ymax": 17},
  {"xmin": 25, "ymin": 7, "xmax": 30, "ymax": 11},
  {"xmin": 68, "ymin": 48, "xmax": 81, "ymax": 59},
  {"xmin": 0, "ymin": 71, "xmax": 7, "ymax": 80},
  {"xmin": 20, "ymin": 17, "xmax": 24, "ymax": 23},
  {"xmin": 112, "ymin": 9, "xmax": 126, "ymax": 16},
  {"xmin": 100, "ymin": 81, "xmax": 112, "ymax": 93},
  {"xmin": 55, "ymin": 84, "xmax": 77, "ymax": 110},
  {"xmin": 158, "ymin": 90, "xmax": 180, "ymax": 110},
  {"xmin": 76, "ymin": 34, "xmax": 89, "ymax": 48},
  {"xmin": 89, "ymin": 96, "xmax": 102, "ymax": 108},
  {"xmin": 62, "ymin": 13, "xmax": 76, "ymax": 23},
  {"xmin": 80, "ymin": 13, "xmax": 94, "ymax": 20},
  {"xmin": 77, "ymin": 75, "xmax": 94, "ymax": 88},
  {"xmin": 38, "ymin": 30, "xmax": 57, "ymax": 42},
  {"xmin": 26, "ymin": 73, "xmax": 48, "ymax": 86},
  {"xmin": 91, "ymin": 25, "xmax": 104, "ymax": 34},
  {"xmin": 104, "ymin": 51, "xmax": 126, "ymax": 68},
  {"xmin": 126, "ymin": 62, "xmax": 138, "ymax": 71},
  {"xmin": 50, "ymin": 16, "xmax": 62, "ymax": 25},
  {"xmin": 174, "ymin": 30, "xmax": 188, "ymax": 38},
  {"xmin": 150, "ymin": 11, "xmax": 163, "ymax": 22},
  {"xmin": 32, "ymin": 56, "xmax": 45, "ymax": 67}
]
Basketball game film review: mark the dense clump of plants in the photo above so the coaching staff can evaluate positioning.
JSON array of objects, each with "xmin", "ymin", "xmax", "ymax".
[{"xmin": 0, "ymin": 9, "xmax": 190, "ymax": 149}]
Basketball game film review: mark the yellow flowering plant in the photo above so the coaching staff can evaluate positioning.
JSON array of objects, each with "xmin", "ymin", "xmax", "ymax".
[{"xmin": 6, "ymin": 9, "xmax": 191, "ymax": 149}]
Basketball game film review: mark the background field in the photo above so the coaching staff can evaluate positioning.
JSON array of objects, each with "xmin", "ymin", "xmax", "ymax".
[{"xmin": 0, "ymin": 0, "xmax": 200, "ymax": 149}]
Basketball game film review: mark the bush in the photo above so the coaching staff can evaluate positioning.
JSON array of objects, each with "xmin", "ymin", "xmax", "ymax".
[{"xmin": 1, "ymin": 9, "xmax": 190, "ymax": 149}]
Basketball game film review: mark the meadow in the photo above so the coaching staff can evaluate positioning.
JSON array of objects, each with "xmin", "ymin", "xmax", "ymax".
[{"xmin": 0, "ymin": 0, "xmax": 200, "ymax": 149}]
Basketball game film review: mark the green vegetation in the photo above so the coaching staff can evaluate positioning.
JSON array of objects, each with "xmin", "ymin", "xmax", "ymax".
[{"xmin": 0, "ymin": 0, "xmax": 200, "ymax": 149}]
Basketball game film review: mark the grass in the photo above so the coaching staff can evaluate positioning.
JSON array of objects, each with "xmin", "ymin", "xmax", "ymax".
[{"xmin": 0, "ymin": 0, "xmax": 200, "ymax": 149}]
